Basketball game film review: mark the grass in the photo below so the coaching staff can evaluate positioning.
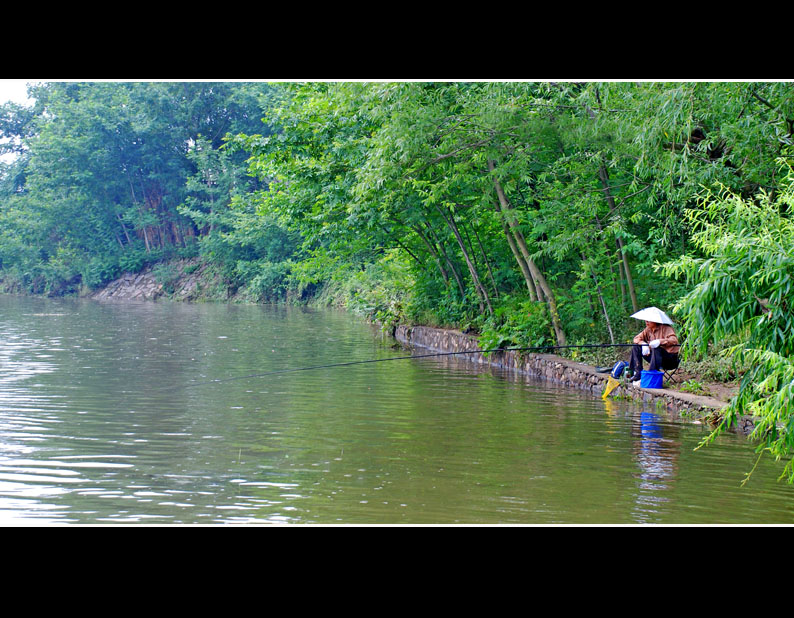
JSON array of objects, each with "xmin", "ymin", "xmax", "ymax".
[{"xmin": 679, "ymin": 379, "xmax": 710, "ymax": 395}]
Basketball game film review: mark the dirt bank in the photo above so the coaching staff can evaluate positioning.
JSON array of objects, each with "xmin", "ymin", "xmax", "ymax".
[{"xmin": 90, "ymin": 258, "xmax": 227, "ymax": 302}]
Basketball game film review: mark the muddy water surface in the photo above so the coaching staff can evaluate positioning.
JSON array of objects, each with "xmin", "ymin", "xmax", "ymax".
[{"xmin": 0, "ymin": 295, "xmax": 791, "ymax": 524}]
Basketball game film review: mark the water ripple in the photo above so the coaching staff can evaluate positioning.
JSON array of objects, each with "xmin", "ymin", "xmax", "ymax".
[{"xmin": 1, "ymin": 296, "xmax": 793, "ymax": 524}]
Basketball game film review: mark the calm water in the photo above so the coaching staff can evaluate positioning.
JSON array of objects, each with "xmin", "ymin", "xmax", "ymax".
[{"xmin": 0, "ymin": 294, "xmax": 792, "ymax": 525}]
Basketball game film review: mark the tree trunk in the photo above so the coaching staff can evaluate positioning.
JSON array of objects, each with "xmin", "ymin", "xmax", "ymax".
[
  {"xmin": 413, "ymin": 225, "xmax": 450, "ymax": 286},
  {"xmin": 116, "ymin": 213, "xmax": 132, "ymax": 245},
  {"xmin": 582, "ymin": 252, "xmax": 615, "ymax": 344},
  {"xmin": 489, "ymin": 160, "xmax": 566, "ymax": 345},
  {"xmin": 435, "ymin": 204, "xmax": 493, "ymax": 315},
  {"xmin": 595, "ymin": 164, "xmax": 638, "ymax": 312},
  {"xmin": 426, "ymin": 222, "xmax": 466, "ymax": 299},
  {"xmin": 593, "ymin": 212, "xmax": 624, "ymax": 310},
  {"xmin": 470, "ymin": 221, "xmax": 499, "ymax": 298},
  {"xmin": 380, "ymin": 222, "xmax": 425, "ymax": 268},
  {"xmin": 586, "ymin": 103, "xmax": 639, "ymax": 313},
  {"xmin": 616, "ymin": 240, "xmax": 627, "ymax": 309},
  {"xmin": 141, "ymin": 217, "xmax": 151, "ymax": 252},
  {"xmin": 492, "ymin": 200, "xmax": 537, "ymax": 301}
]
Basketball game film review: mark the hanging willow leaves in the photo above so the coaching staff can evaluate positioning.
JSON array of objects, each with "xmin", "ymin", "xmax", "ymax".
[{"xmin": 659, "ymin": 162, "xmax": 794, "ymax": 482}]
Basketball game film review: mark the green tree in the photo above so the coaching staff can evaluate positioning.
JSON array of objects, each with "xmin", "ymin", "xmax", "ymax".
[
  {"xmin": 178, "ymin": 135, "xmax": 298, "ymax": 300},
  {"xmin": 660, "ymin": 163, "xmax": 794, "ymax": 483},
  {"xmin": 0, "ymin": 82, "xmax": 272, "ymax": 291},
  {"xmin": 230, "ymin": 83, "xmax": 385, "ymax": 293}
]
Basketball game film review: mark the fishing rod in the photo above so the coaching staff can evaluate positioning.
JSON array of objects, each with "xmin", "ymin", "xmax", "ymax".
[{"xmin": 182, "ymin": 342, "xmax": 636, "ymax": 389}]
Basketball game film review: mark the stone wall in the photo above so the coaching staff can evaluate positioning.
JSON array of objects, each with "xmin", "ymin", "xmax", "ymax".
[{"xmin": 393, "ymin": 324, "xmax": 748, "ymax": 430}]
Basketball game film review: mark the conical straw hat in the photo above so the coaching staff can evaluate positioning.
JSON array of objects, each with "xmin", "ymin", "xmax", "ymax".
[{"xmin": 629, "ymin": 306, "xmax": 674, "ymax": 325}]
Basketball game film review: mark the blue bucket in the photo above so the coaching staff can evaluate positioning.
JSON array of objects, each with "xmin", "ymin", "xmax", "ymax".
[{"xmin": 640, "ymin": 370, "xmax": 664, "ymax": 389}]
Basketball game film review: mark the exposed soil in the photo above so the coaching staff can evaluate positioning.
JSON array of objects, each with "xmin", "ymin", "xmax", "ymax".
[{"xmin": 663, "ymin": 367, "xmax": 740, "ymax": 404}]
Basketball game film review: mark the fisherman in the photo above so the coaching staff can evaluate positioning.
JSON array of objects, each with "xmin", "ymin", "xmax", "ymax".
[{"xmin": 625, "ymin": 307, "xmax": 680, "ymax": 386}]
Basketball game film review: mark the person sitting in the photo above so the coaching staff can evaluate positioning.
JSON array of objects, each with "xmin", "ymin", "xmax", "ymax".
[{"xmin": 626, "ymin": 320, "xmax": 680, "ymax": 386}]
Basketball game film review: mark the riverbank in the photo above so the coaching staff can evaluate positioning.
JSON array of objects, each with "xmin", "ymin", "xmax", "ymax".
[
  {"xmin": 394, "ymin": 324, "xmax": 753, "ymax": 434},
  {"xmin": 88, "ymin": 258, "xmax": 228, "ymax": 302},
  {"xmin": 56, "ymin": 260, "xmax": 750, "ymax": 433}
]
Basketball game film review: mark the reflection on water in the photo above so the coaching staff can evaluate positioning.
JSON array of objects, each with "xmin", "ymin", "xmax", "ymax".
[
  {"xmin": 0, "ymin": 294, "xmax": 793, "ymax": 525},
  {"xmin": 632, "ymin": 411, "xmax": 675, "ymax": 522}
]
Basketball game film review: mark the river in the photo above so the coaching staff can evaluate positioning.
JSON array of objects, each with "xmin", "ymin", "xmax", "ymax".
[{"xmin": 0, "ymin": 294, "xmax": 791, "ymax": 525}]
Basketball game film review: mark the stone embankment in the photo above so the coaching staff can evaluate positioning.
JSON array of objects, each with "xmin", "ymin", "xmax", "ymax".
[{"xmin": 394, "ymin": 324, "xmax": 752, "ymax": 432}]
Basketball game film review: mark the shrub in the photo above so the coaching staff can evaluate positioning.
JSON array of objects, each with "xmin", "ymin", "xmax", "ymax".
[{"xmin": 477, "ymin": 295, "xmax": 552, "ymax": 352}]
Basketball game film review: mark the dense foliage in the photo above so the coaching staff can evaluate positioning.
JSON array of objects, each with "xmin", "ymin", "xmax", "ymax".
[
  {"xmin": 660, "ymin": 168, "xmax": 794, "ymax": 482},
  {"xmin": 0, "ymin": 82, "xmax": 293, "ymax": 297},
  {"xmin": 231, "ymin": 82, "xmax": 793, "ymax": 344},
  {"xmin": 2, "ymin": 81, "xmax": 794, "ymax": 478}
]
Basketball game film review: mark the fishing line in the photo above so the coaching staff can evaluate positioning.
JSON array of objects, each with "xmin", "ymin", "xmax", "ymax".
[{"xmin": 181, "ymin": 342, "xmax": 636, "ymax": 389}]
